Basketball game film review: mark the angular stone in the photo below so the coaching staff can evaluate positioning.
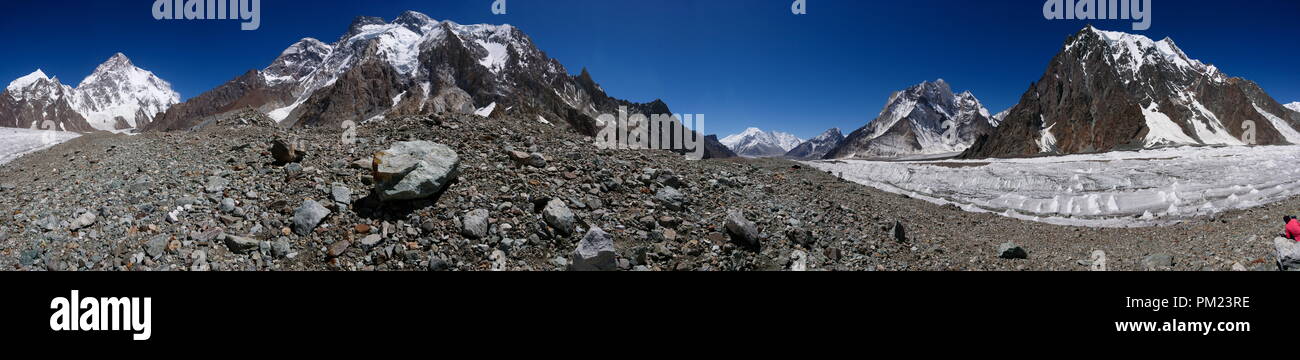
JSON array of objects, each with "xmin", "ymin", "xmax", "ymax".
[
  {"xmin": 270, "ymin": 138, "xmax": 305, "ymax": 164},
  {"xmin": 569, "ymin": 227, "xmax": 617, "ymax": 271},
  {"xmin": 724, "ymin": 210, "xmax": 761, "ymax": 250},
  {"xmin": 461, "ymin": 209, "xmax": 490, "ymax": 239},
  {"xmin": 373, "ymin": 141, "xmax": 460, "ymax": 202},
  {"xmin": 225, "ymin": 235, "xmax": 260, "ymax": 253},
  {"xmin": 998, "ymin": 242, "xmax": 1028, "ymax": 259},
  {"xmin": 292, "ymin": 200, "xmax": 331, "ymax": 235},
  {"xmin": 542, "ymin": 199, "xmax": 575, "ymax": 236}
]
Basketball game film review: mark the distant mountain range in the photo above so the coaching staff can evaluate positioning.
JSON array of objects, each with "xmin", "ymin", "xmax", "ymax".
[
  {"xmin": 139, "ymin": 10, "xmax": 733, "ymax": 158},
  {"xmin": 1, "ymin": 53, "xmax": 178, "ymax": 132},
  {"xmin": 719, "ymin": 127, "xmax": 803, "ymax": 157},
  {"xmin": 5, "ymin": 21, "xmax": 1298, "ymax": 163}
]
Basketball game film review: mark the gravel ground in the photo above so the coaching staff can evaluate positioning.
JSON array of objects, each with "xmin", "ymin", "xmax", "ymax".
[{"xmin": 0, "ymin": 111, "xmax": 1289, "ymax": 271}]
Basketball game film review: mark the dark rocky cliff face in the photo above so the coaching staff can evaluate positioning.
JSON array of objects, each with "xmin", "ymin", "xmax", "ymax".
[
  {"xmin": 0, "ymin": 91, "xmax": 96, "ymax": 132},
  {"xmin": 143, "ymin": 70, "xmax": 294, "ymax": 132},
  {"xmin": 963, "ymin": 26, "xmax": 1300, "ymax": 159}
]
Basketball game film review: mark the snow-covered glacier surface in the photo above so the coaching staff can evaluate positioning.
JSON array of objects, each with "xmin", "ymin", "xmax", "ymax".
[
  {"xmin": 807, "ymin": 146, "xmax": 1300, "ymax": 227},
  {"xmin": 0, "ymin": 128, "xmax": 80, "ymax": 165}
]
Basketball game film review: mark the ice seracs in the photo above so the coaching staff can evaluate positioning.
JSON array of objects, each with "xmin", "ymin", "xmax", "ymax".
[
  {"xmin": 810, "ymin": 145, "xmax": 1300, "ymax": 227},
  {"xmin": 720, "ymin": 127, "xmax": 803, "ymax": 158}
]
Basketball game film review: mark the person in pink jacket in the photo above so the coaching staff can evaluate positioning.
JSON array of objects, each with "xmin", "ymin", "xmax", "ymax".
[{"xmin": 1283, "ymin": 216, "xmax": 1300, "ymax": 241}]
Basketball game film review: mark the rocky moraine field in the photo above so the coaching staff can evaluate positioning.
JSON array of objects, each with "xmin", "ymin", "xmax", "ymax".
[{"xmin": 0, "ymin": 110, "xmax": 1295, "ymax": 272}]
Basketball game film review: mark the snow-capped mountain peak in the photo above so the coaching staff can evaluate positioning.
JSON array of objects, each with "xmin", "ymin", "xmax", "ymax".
[
  {"xmin": 6, "ymin": 70, "xmax": 71, "ymax": 101},
  {"xmin": 721, "ymin": 127, "xmax": 804, "ymax": 158},
  {"xmin": 1286, "ymin": 102, "xmax": 1300, "ymax": 113},
  {"xmin": 2, "ymin": 53, "xmax": 178, "ymax": 131},
  {"xmin": 990, "ymin": 108, "xmax": 1010, "ymax": 127},
  {"xmin": 825, "ymin": 79, "xmax": 996, "ymax": 159},
  {"xmin": 70, "ymin": 53, "xmax": 180, "ymax": 130},
  {"xmin": 784, "ymin": 128, "xmax": 844, "ymax": 160},
  {"xmin": 8, "ymin": 69, "xmax": 50, "ymax": 94},
  {"xmin": 964, "ymin": 26, "xmax": 1300, "ymax": 158},
  {"xmin": 1077, "ymin": 26, "xmax": 1221, "ymax": 83}
]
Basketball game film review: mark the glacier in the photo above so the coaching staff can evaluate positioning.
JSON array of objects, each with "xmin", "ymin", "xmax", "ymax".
[
  {"xmin": 808, "ymin": 145, "xmax": 1300, "ymax": 227},
  {"xmin": 0, "ymin": 128, "xmax": 80, "ymax": 165}
]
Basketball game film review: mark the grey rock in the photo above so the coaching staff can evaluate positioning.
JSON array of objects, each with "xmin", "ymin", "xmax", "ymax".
[
  {"xmin": 270, "ymin": 138, "xmax": 306, "ymax": 164},
  {"xmin": 542, "ymin": 199, "xmax": 575, "ymax": 236},
  {"xmin": 461, "ymin": 209, "xmax": 490, "ymax": 239},
  {"xmin": 724, "ymin": 210, "xmax": 761, "ymax": 250},
  {"xmin": 790, "ymin": 250, "xmax": 808, "ymax": 271},
  {"xmin": 506, "ymin": 150, "xmax": 546, "ymax": 168},
  {"xmin": 997, "ymin": 242, "xmax": 1028, "ymax": 259},
  {"xmin": 890, "ymin": 221, "xmax": 907, "ymax": 243},
  {"xmin": 373, "ymin": 141, "xmax": 460, "ymax": 202},
  {"xmin": 1142, "ymin": 253, "xmax": 1175, "ymax": 269},
  {"xmin": 36, "ymin": 216, "xmax": 60, "ymax": 232},
  {"xmin": 330, "ymin": 184, "xmax": 352, "ymax": 204},
  {"xmin": 785, "ymin": 225, "xmax": 814, "ymax": 248},
  {"xmin": 360, "ymin": 234, "xmax": 383, "ymax": 248},
  {"xmin": 272, "ymin": 239, "xmax": 292, "ymax": 258},
  {"xmin": 284, "ymin": 163, "xmax": 303, "ymax": 177},
  {"xmin": 654, "ymin": 187, "xmax": 687, "ymax": 211},
  {"xmin": 225, "ymin": 235, "xmax": 260, "ymax": 253},
  {"xmin": 69, "ymin": 212, "xmax": 97, "ymax": 231},
  {"xmin": 219, "ymin": 198, "xmax": 237, "ymax": 213},
  {"xmin": 205, "ymin": 176, "xmax": 229, "ymax": 193},
  {"xmin": 428, "ymin": 257, "xmax": 450, "ymax": 271},
  {"xmin": 291, "ymin": 200, "xmax": 331, "ymax": 235},
  {"xmin": 19, "ymin": 249, "xmax": 40, "ymax": 267},
  {"xmin": 526, "ymin": 153, "xmax": 547, "ymax": 168},
  {"xmin": 145, "ymin": 235, "xmax": 168, "ymax": 259},
  {"xmin": 1274, "ymin": 238, "xmax": 1300, "ymax": 271},
  {"xmin": 569, "ymin": 227, "xmax": 617, "ymax": 271}
]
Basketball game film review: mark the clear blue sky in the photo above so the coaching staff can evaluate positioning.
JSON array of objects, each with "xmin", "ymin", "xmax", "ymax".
[{"xmin": 1, "ymin": 0, "xmax": 1297, "ymax": 138}]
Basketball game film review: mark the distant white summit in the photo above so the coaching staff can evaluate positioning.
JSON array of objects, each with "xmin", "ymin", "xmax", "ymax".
[
  {"xmin": 1286, "ymin": 102, "xmax": 1300, "ymax": 113},
  {"xmin": 824, "ymin": 79, "xmax": 996, "ymax": 159},
  {"xmin": 720, "ymin": 127, "xmax": 804, "ymax": 158}
]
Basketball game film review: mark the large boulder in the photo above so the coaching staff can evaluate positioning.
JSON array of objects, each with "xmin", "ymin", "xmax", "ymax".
[
  {"xmin": 543, "ymin": 199, "xmax": 576, "ymax": 236},
  {"xmin": 998, "ymin": 242, "xmax": 1028, "ymax": 259},
  {"xmin": 372, "ymin": 141, "xmax": 460, "ymax": 202},
  {"xmin": 724, "ymin": 210, "xmax": 761, "ymax": 250},
  {"xmin": 569, "ymin": 227, "xmax": 617, "ymax": 271},
  {"xmin": 1275, "ymin": 238, "xmax": 1300, "ymax": 271},
  {"xmin": 1141, "ymin": 253, "xmax": 1175, "ymax": 270},
  {"xmin": 270, "ymin": 138, "xmax": 306, "ymax": 164},
  {"xmin": 654, "ymin": 187, "xmax": 687, "ymax": 211}
]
